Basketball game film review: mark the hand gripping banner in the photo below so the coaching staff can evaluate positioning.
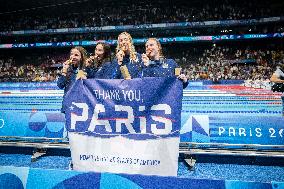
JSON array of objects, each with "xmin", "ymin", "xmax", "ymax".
[{"xmin": 64, "ymin": 77, "xmax": 183, "ymax": 176}]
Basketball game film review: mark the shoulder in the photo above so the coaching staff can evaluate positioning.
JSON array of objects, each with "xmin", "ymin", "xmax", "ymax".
[
  {"xmin": 102, "ymin": 61, "xmax": 117, "ymax": 69},
  {"xmin": 165, "ymin": 59, "xmax": 177, "ymax": 66},
  {"xmin": 103, "ymin": 61, "xmax": 112, "ymax": 66},
  {"xmin": 166, "ymin": 58, "xmax": 176, "ymax": 63}
]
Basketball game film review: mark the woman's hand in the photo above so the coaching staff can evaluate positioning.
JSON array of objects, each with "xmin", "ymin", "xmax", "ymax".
[
  {"xmin": 178, "ymin": 74, "xmax": 188, "ymax": 83},
  {"xmin": 116, "ymin": 50, "xmax": 125, "ymax": 65},
  {"xmin": 85, "ymin": 56, "xmax": 95, "ymax": 67},
  {"xmin": 61, "ymin": 59, "xmax": 71, "ymax": 76},
  {"xmin": 142, "ymin": 53, "xmax": 150, "ymax": 67}
]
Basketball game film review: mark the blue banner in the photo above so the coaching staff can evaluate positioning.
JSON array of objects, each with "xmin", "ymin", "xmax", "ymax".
[
  {"xmin": 181, "ymin": 114, "xmax": 284, "ymax": 146},
  {"xmin": 1, "ymin": 17, "xmax": 283, "ymax": 36},
  {"xmin": 64, "ymin": 78, "xmax": 183, "ymax": 138},
  {"xmin": 63, "ymin": 78, "xmax": 183, "ymax": 176},
  {"xmin": 1, "ymin": 32, "xmax": 284, "ymax": 48}
]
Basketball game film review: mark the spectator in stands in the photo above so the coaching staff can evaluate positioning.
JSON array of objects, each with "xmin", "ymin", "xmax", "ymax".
[
  {"xmin": 0, "ymin": 0, "xmax": 280, "ymax": 32},
  {"xmin": 113, "ymin": 32, "xmax": 143, "ymax": 79},
  {"xmin": 85, "ymin": 42, "xmax": 115, "ymax": 79},
  {"xmin": 270, "ymin": 63, "xmax": 284, "ymax": 115},
  {"xmin": 141, "ymin": 38, "xmax": 188, "ymax": 88},
  {"xmin": 57, "ymin": 46, "xmax": 88, "ymax": 113},
  {"xmin": 32, "ymin": 73, "xmax": 41, "ymax": 82},
  {"xmin": 0, "ymin": 44, "xmax": 281, "ymax": 82}
]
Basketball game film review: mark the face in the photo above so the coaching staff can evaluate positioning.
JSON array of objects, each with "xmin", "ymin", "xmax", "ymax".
[
  {"xmin": 70, "ymin": 48, "xmax": 82, "ymax": 66},
  {"xmin": 118, "ymin": 33, "xmax": 130, "ymax": 52},
  {"xmin": 145, "ymin": 39, "xmax": 159, "ymax": 60},
  {"xmin": 95, "ymin": 44, "xmax": 104, "ymax": 60}
]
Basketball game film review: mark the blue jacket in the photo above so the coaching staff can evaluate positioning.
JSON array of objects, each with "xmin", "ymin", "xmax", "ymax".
[
  {"xmin": 113, "ymin": 53, "xmax": 143, "ymax": 79},
  {"xmin": 141, "ymin": 58, "xmax": 188, "ymax": 88},
  {"xmin": 85, "ymin": 61, "xmax": 116, "ymax": 79},
  {"xmin": 57, "ymin": 65, "xmax": 80, "ymax": 113}
]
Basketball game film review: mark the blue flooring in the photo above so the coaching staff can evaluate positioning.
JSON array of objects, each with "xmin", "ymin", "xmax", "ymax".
[{"xmin": 1, "ymin": 151, "xmax": 283, "ymax": 183}]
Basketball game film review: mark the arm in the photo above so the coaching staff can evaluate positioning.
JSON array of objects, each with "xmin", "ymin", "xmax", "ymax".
[
  {"xmin": 57, "ymin": 60, "xmax": 70, "ymax": 89},
  {"xmin": 85, "ymin": 56, "xmax": 97, "ymax": 79},
  {"xmin": 85, "ymin": 67, "xmax": 96, "ymax": 79},
  {"xmin": 111, "ymin": 60, "xmax": 122, "ymax": 79},
  {"xmin": 142, "ymin": 53, "xmax": 150, "ymax": 67},
  {"xmin": 169, "ymin": 59, "xmax": 188, "ymax": 88},
  {"xmin": 182, "ymin": 79, "xmax": 189, "ymax": 89},
  {"xmin": 111, "ymin": 51, "xmax": 125, "ymax": 79},
  {"xmin": 270, "ymin": 73, "xmax": 284, "ymax": 83},
  {"xmin": 57, "ymin": 74, "xmax": 68, "ymax": 89}
]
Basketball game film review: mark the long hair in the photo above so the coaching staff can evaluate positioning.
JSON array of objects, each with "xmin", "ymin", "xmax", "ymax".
[
  {"xmin": 71, "ymin": 46, "xmax": 88, "ymax": 69},
  {"xmin": 65, "ymin": 46, "xmax": 88, "ymax": 80},
  {"xmin": 146, "ymin": 38, "xmax": 164, "ymax": 59},
  {"xmin": 116, "ymin": 32, "xmax": 137, "ymax": 62},
  {"xmin": 94, "ymin": 42, "xmax": 111, "ymax": 68}
]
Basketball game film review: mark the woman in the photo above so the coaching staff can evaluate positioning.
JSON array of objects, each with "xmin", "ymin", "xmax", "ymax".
[
  {"xmin": 113, "ymin": 32, "xmax": 143, "ymax": 79},
  {"xmin": 141, "ymin": 38, "xmax": 188, "ymax": 88},
  {"xmin": 85, "ymin": 42, "xmax": 114, "ymax": 79},
  {"xmin": 57, "ymin": 46, "xmax": 88, "ymax": 113}
]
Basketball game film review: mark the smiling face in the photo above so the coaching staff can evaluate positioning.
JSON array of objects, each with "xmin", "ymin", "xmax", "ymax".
[
  {"xmin": 118, "ymin": 33, "xmax": 131, "ymax": 53},
  {"xmin": 95, "ymin": 44, "xmax": 105, "ymax": 60},
  {"xmin": 145, "ymin": 39, "xmax": 160, "ymax": 60},
  {"xmin": 69, "ymin": 48, "xmax": 82, "ymax": 66}
]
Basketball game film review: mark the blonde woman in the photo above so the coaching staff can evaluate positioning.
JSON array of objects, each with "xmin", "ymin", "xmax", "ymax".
[
  {"xmin": 141, "ymin": 38, "xmax": 188, "ymax": 88},
  {"xmin": 113, "ymin": 32, "xmax": 143, "ymax": 79}
]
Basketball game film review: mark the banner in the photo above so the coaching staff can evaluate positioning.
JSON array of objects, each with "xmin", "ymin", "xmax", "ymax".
[
  {"xmin": 64, "ymin": 78, "xmax": 183, "ymax": 176},
  {"xmin": 180, "ymin": 114, "xmax": 284, "ymax": 146},
  {"xmin": 1, "ymin": 16, "xmax": 283, "ymax": 36},
  {"xmin": 1, "ymin": 32, "xmax": 284, "ymax": 49}
]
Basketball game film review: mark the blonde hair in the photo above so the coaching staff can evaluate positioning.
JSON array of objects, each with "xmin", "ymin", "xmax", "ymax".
[
  {"xmin": 147, "ymin": 38, "xmax": 164, "ymax": 59},
  {"xmin": 116, "ymin": 32, "xmax": 137, "ymax": 62}
]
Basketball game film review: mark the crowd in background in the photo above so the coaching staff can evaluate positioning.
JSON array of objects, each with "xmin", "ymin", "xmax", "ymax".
[
  {"xmin": 1, "ymin": 23, "xmax": 283, "ymax": 44},
  {"xmin": 0, "ymin": 0, "xmax": 283, "ymax": 84},
  {"xmin": 0, "ymin": 59, "xmax": 59, "ymax": 82},
  {"xmin": 0, "ymin": 0, "xmax": 284, "ymax": 44},
  {"xmin": 179, "ymin": 46, "xmax": 283, "ymax": 81},
  {"xmin": 0, "ymin": 45, "xmax": 283, "ymax": 83},
  {"xmin": 0, "ymin": 0, "xmax": 282, "ymax": 32}
]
